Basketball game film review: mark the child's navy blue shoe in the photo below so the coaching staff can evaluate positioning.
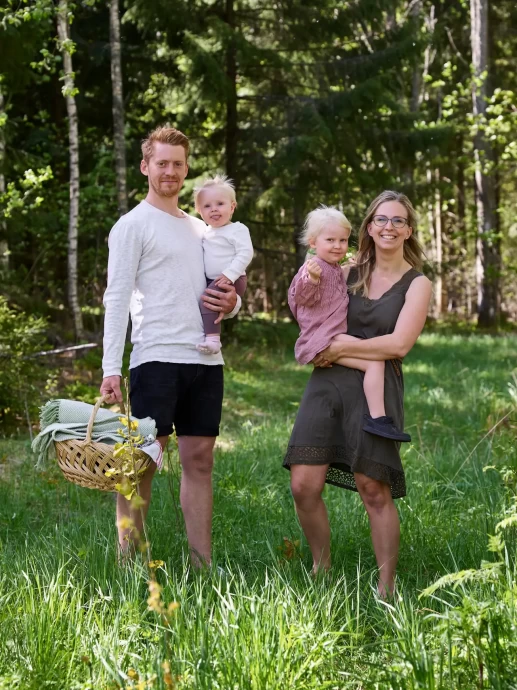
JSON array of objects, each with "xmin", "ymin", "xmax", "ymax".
[{"xmin": 363, "ymin": 415, "xmax": 411, "ymax": 442}]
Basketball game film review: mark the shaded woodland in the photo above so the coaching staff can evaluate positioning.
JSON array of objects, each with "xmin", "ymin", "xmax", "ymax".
[{"xmin": 1, "ymin": 0, "xmax": 517, "ymax": 338}]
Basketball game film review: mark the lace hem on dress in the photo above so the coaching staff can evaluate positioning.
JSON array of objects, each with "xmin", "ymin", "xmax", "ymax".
[{"xmin": 283, "ymin": 445, "xmax": 407, "ymax": 499}]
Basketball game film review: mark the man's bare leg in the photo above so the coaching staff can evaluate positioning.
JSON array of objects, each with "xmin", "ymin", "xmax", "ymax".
[{"xmin": 177, "ymin": 435, "xmax": 216, "ymax": 567}]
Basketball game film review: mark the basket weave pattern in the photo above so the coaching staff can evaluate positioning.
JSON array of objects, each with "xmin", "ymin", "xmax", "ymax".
[{"xmin": 55, "ymin": 395, "xmax": 152, "ymax": 492}]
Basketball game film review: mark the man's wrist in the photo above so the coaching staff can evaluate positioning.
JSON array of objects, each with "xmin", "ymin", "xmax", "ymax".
[
  {"xmin": 102, "ymin": 370, "xmax": 122, "ymax": 379},
  {"xmin": 224, "ymin": 294, "xmax": 241, "ymax": 320}
]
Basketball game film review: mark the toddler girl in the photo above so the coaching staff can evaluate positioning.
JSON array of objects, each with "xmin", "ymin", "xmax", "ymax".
[
  {"xmin": 289, "ymin": 205, "xmax": 410, "ymax": 442},
  {"xmin": 194, "ymin": 175, "xmax": 254, "ymax": 354}
]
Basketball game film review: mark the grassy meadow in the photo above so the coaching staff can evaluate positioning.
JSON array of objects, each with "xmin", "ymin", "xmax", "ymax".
[{"xmin": 0, "ymin": 322, "xmax": 516, "ymax": 689}]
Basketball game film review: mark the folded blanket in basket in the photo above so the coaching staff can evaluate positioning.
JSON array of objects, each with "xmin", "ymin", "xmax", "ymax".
[{"xmin": 32, "ymin": 399, "xmax": 157, "ymax": 470}]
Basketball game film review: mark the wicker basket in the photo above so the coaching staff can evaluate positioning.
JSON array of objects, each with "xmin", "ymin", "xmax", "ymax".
[{"xmin": 55, "ymin": 395, "xmax": 153, "ymax": 492}]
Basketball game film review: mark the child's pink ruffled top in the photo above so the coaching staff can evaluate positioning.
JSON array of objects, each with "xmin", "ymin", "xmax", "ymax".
[{"xmin": 288, "ymin": 257, "xmax": 349, "ymax": 365}]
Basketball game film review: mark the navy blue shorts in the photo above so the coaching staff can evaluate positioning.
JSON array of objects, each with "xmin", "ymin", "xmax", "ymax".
[{"xmin": 129, "ymin": 362, "xmax": 224, "ymax": 438}]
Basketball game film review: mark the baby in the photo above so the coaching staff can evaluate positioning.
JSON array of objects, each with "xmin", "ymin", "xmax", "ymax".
[
  {"xmin": 288, "ymin": 205, "xmax": 410, "ymax": 442},
  {"xmin": 194, "ymin": 175, "xmax": 254, "ymax": 354}
]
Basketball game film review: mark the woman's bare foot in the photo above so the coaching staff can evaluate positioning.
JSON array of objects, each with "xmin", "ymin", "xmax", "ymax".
[
  {"xmin": 310, "ymin": 563, "xmax": 331, "ymax": 579},
  {"xmin": 377, "ymin": 578, "xmax": 396, "ymax": 600}
]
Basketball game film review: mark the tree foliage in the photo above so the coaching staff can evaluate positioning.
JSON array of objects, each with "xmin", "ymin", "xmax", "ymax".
[{"xmin": 0, "ymin": 0, "xmax": 515, "ymax": 332}]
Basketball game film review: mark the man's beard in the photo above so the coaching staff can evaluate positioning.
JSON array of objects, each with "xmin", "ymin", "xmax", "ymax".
[{"xmin": 150, "ymin": 176, "xmax": 180, "ymax": 198}]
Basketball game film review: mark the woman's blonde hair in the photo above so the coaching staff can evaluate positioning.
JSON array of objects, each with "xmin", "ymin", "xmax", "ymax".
[
  {"xmin": 300, "ymin": 205, "xmax": 351, "ymax": 246},
  {"xmin": 348, "ymin": 190, "xmax": 424, "ymax": 297},
  {"xmin": 194, "ymin": 174, "xmax": 237, "ymax": 210}
]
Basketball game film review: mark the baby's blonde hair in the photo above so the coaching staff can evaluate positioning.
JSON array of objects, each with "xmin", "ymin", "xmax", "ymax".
[
  {"xmin": 300, "ymin": 205, "xmax": 351, "ymax": 246},
  {"xmin": 194, "ymin": 174, "xmax": 237, "ymax": 210}
]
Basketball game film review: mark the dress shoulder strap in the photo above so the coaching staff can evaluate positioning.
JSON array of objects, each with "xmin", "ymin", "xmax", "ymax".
[
  {"xmin": 346, "ymin": 264, "xmax": 423, "ymax": 295},
  {"xmin": 394, "ymin": 267, "xmax": 423, "ymax": 296},
  {"xmin": 402, "ymin": 267, "xmax": 423, "ymax": 285}
]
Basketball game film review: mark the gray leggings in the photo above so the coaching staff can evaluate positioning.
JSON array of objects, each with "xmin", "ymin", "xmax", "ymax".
[{"xmin": 200, "ymin": 274, "xmax": 247, "ymax": 335}]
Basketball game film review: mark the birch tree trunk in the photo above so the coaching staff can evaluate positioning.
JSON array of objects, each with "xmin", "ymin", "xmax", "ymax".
[
  {"xmin": 225, "ymin": 0, "xmax": 238, "ymax": 185},
  {"xmin": 0, "ymin": 82, "xmax": 8, "ymax": 271},
  {"xmin": 470, "ymin": 0, "xmax": 500, "ymax": 327},
  {"xmin": 57, "ymin": 0, "xmax": 84, "ymax": 339},
  {"xmin": 109, "ymin": 0, "xmax": 128, "ymax": 216}
]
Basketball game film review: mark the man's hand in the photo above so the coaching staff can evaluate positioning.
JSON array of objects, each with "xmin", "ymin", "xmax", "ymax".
[
  {"xmin": 306, "ymin": 259, "xmax": 322, "ymax": 284},
  {"xmin": 100, "ymin": 375, "xmax": 123, "ymax": 403},
  {"xmin": 202, "ymin": 282, "xmax": 237, "ymax": 325}
]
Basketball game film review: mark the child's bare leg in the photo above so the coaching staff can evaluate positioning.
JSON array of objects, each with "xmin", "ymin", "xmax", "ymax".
[
  {"xmin": 331, "ymin": 334, "xmax": 385, "ymax": 417},
  {"xmin": 337, "ymin": 356, "xmax": 386, "ymax": 418},
  {"xmin": 330, "ymin": 337, "xmax": 411, "ymax": 442}
]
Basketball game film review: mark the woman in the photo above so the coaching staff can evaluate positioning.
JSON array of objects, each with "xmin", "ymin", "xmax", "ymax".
[{"xmin": 283, "ymin": 190, "xmax": 432, "ymax": 598}]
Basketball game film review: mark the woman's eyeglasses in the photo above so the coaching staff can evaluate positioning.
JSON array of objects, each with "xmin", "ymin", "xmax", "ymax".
[{"xmin": 372, "ymin": 215, "xmax": 409, "ymax": 229}]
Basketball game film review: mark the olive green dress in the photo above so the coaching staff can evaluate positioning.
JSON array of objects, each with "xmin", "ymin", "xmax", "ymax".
[{"xmin": 283, "ymin": 266, "xmax": 422, "ymax": 499}]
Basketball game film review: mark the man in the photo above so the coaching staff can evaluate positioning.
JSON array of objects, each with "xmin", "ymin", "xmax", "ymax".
[{"xmin": 100, "ymin": 126, "xmax": 239, "ymax": 565}]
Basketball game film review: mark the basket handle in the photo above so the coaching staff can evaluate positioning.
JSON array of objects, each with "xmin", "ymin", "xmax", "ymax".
[{"xmin": 85, "ymin": 395, "xmax": 127, "ymax": 444}]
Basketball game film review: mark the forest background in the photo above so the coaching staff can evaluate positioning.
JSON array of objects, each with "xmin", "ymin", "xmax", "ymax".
[
  {"xmin": 1, "ymin": 3, "xmax": 517, "ymax": 688},
  {"xmin": 1, "ymin": 0, "xmax": 516, "ymax": 423}
]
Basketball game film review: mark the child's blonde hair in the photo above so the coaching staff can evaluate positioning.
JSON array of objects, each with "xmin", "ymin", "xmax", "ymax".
[
  {"xmin": 300, "ymin": 205, "xmax": 352, "ymax": 246},
  {"xmin": 194, "ymin": 174, "xmax": 237, "ymax": 210}
]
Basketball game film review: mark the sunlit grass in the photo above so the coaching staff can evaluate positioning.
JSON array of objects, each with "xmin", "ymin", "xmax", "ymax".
[{"xmin": 0, "ymin": 325, "xmax": 516, "ymax": 688}]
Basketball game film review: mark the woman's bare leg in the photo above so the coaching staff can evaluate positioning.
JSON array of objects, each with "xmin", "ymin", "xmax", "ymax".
[
  {"xmin": 290, "ymin": 464, "xmax": 331, "ymax": 573},
  {"xmin": 354, "ymin": 472, "xmax": 400, "ymax": 597}
]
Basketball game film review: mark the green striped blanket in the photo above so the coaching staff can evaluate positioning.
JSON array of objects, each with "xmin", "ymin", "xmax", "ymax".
[{"xmin": 32, "ymin": 399, "xmax": 156, "ymax": 469}]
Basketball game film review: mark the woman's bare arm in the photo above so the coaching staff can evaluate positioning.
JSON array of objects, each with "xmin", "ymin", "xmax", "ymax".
[{"xmin": 314, "ymin": 275, "xmax": 432, "ymax": 365}]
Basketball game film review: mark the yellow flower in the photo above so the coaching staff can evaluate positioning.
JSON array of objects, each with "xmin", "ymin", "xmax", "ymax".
[
  {"xmin": 148, "ymin": 560, "xmax": 165, "ymax": 570},
  {"xmin": 131, "ymin": 494, "xmax": 146, "ymax": 510},
  {"xmin": 117, "ymin": 516, "xmax": 134, "ymax": 531},
  {"xmin": 162, "ymin": 661, "xmax": 174, "ymax": 687},
  {"xmin": 147, "ymin": 579, "xmax": 164, "ymax": 613},
  {"xmin": 115, "ymin": 476, "xmax": 134, "ymax": 499},
  {"xmin": 127, "ymin": 668, "xmax": 139, "ymax": 680},
  {"xmin": 138, "ymin": 540, "xmax": 150, "ymax": 554}
]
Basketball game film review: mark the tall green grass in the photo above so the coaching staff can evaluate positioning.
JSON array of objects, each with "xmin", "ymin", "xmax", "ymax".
[{"xmin": 0, "ymin": 327, "xmax": 516, "ymax": 689}]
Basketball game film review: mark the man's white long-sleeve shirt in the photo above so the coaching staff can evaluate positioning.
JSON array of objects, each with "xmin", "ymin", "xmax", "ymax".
[{"xmin": 102, "ymin": 201, "xmax": 238, "ymax": 377}]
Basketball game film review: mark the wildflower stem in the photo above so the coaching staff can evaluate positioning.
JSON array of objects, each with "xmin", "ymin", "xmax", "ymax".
[{"xmin": 123, "ymin": 377, "xmax": 152, "ymax": 564}]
